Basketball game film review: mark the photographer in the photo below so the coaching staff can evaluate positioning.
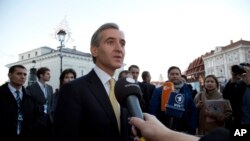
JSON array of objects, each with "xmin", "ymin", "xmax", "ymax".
[{"xmin": 223, "ymin": 63, "xmax": 250, "ymax": 129}]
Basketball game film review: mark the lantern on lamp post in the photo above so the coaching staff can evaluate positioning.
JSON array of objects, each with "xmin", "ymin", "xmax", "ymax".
[
  {"xmin": 57, "ymin": 29, "xmax": 66, "ymax": 74},
  {"xmin": 28, "ymin": 60, "xmax": 37, "ymax": 86}
]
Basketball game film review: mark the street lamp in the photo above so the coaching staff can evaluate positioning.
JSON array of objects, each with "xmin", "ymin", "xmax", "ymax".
[
  {"xmin": 57, "ymin": 29, "xmax": 66, "ymax": 74},
  {"xmin": 28, "ymin": 60, "xmax": 37, "ymax": 86}
]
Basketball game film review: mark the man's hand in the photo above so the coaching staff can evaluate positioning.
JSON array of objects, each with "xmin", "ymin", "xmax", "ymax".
[{"xmin": 242, "ymin": 66, "xmax": 250, "ymax": 85}]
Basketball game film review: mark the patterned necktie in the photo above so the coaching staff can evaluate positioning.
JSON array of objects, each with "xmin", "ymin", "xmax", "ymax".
[
  {"xmin": 109, "ymin": 79, "xmax": 120, "ymax": 131},
  {"xmin": 16, "ymin": 90, "xmax": 23, "ymax": 135},
  {"xmin": 43, "ymin": 85, "xmax": 48, "ymax": 114}
]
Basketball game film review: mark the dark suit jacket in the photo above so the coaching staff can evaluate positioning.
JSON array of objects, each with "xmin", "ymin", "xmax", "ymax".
[
  {"xmin": 54, "ymin": 69, "xmax": 132, "ymax": 141},
  {"xmin": 26, "ymin": 82, "xmax": 54, "ymax": 141},
  {"xmin": 139, "ymin": 82, "xmax": 156, "ymax": 112},
  {"xmin": 0, "ymin": 82, "xmax": 44, "ymax": 141},
  {"xmin": 26, "ymin": 82, "xmax": 54, "ymax": 122}
]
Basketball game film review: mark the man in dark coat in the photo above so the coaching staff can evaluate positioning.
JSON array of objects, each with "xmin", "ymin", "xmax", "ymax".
[
  {"xmin": 0, "ymin": 65, "xmax": 44, "ymax": 141},
  {"xmin": 54, "ymin": 23, "xmax": 133, "ymax": 141}
]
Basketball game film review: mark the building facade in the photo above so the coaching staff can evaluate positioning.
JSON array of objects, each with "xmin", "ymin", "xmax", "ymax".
[
  {"xmin": 185, "ymin": 56, "xmax": 205, "ymax": 83},
  {"xmin": 6, "ymin": 46, "xmax": 124, "ymax": 91},
  {"xmin": 184, "ymin": 39, "xmax": 250, "ymax": 92},
  {"xmin": 203, "ymin": 39, "xmax": 250, "ymax": 82}
]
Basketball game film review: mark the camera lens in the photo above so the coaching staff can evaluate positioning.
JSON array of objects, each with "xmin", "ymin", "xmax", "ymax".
[{"xmin": 240, "ymin": 63, "xmax": 250, "ymax": 67}]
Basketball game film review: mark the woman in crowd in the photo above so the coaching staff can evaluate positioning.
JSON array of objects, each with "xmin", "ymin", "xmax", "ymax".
[
  {"xmin": 194, "ymin": 74, "xmax": 232, "ymax": 135},
  {"xmin": 52, "ymin": 68, "xmax": 77, "ymax": 118}
]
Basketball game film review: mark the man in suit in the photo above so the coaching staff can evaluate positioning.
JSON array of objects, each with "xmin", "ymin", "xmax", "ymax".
[
  {"xmin": 140, "ymin": 71, "xmax": 156, "ymax": 112},
  {"xmin": 26, "ymin": 67, "xmax": 54, "ymax": 141},
  {"xmin": 0, "ymin": 65, "xmax": 44, "ymax": 141},
  {"xmin": 128, "ymin": 65, "xmax": 140, "ymax": 82},
  {"xmin": 181, "ymin": 75, "xmax": 198, "ymax": 99},
  {"xmin": 54, "ymin": 23, "xmax": 132, "ymax": 141},
  {"xmin": 128, "ymin": 65, "xmax": 148, "ymax": 112}
]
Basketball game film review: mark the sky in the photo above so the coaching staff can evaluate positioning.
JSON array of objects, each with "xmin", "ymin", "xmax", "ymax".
[{"xmin": 1, "ymin": 0, "xmax": 250, "ymax": 84}]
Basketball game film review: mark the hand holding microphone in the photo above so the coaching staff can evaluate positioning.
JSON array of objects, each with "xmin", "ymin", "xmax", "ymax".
[
  {"xmin": 129, "ymin": 113, "xmax": 200, "ymax": 141},
  {"xmin": 129, "ymin": 113, "xmax": 170, "ymax": 141},
  {"xmin": 114, "ymin": 78, "xmax": 200, "ymax": 141},
  {"xmin": 114, "ymin": 77, "xmax": 145, "ymax": 140}
]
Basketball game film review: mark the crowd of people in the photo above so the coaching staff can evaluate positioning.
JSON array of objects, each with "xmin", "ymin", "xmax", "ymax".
[{"xmin": 1, "ymin": 22, "xmax": 249, "ymax": 141}]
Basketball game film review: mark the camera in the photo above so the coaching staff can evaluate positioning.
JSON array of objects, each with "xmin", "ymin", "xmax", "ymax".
[{"xmin": 231, "ymin": 63, "xmax": 250, "ymax": 75}]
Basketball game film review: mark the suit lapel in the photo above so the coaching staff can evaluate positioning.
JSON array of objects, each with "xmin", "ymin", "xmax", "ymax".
[
  {"xmin": 87, "ymin": 70, "xmax": 119, "ymax": 130},
  {"xmin": 2, "ymin": 83, "xmax": 17, "ymax": 104},
  {"xmin": 34, "ymin": 82, "xmax": 46, "ymax": 103},
  {"xmin": 47, "ymin": 86, "xmax": 52, "ymax": 110}
]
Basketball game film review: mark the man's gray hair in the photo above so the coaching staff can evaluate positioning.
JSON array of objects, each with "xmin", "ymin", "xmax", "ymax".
[{"xmin": 90, "ymin": 23, "xmax": 119, "ymax": 47}]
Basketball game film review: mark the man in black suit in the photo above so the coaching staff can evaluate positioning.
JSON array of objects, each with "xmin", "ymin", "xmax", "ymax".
[
  {"xmin": 0, "ymin": 65, "xmax": 44, "ymax": 141},
  {"xmin": 128, "ymin": 65, "xmax": 147, "ymax": 112},
  {"xmin": 140, "ymin": 71, "xmax": 156, "ymax": 112},
  {"xmin": 181, "ymin": 75, "xmax": 197, "ymax": 99},
  {"xmin": 54, "ymin": 23, "xmax": 132, "ymax": 141},
  {"xmin": 26, "ymin": 67, "xmax": 54, "ymax": 141}
]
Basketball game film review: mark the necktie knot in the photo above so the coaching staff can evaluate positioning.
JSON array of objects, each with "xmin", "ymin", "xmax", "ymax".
[
  {"xmin": 15, "ymin": 90, "xmax": 21, "ymax": 101},
  {"xmin": 109, "ymin": 79, "xmax": 115, "ymax": 94}
]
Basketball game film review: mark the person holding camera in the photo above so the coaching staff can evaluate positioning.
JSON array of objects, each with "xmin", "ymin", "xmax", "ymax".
[{"xmin": 223, "ymin": 63, "xmax": 250, "ymax": 130}]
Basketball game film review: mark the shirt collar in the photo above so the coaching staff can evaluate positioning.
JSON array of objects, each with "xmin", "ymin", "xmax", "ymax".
[
  {"xmin": 8, "ymin": 83, "xmax": 23, "ymax": 94},
  {"xmin": 93, "ymin": 65, "xmax": 114, "ymax": 85},
  {"xmin": 37, "ymin": 80, "xmax": 46, "ymax": 88}
]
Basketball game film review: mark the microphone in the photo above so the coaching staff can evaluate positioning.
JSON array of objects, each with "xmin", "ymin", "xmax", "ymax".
[
  {"xmin": 115, "ymin": 77, "xmax": 145, "ymax": 141},
  {"xmin": 114, "ymin": 77, "xmax": 144, "ymax": 119},
  {"xmin": 161, "ymin": 81, "xmax": 174, "ymax": 111}
]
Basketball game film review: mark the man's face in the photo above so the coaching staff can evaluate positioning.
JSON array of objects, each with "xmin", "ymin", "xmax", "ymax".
[
  {"xmin": 8, "ymin": 67, "xmax": 27, "ymax": 87},
  {"xmin": 231, "ymin": 72, "xmax": 242, "ymax": 81},
  {"xmin": 146, "ymin": 74, "xmax": 151, "ymax": 82},
  {"xmin": 130, "ymin": 67, "xmax": 140, "ymax": 81},
  {"xmin": 41, "ymin": 71, "xmax": 51, "ymax": 82},
  {"xmin": 241, "ymin": 66, "xmax": 250, "ymax": 85},
  {"xmin": 91, "ymin": 28, "xmax": 125, "ymax": 75},
  {"xmin": 168, "ymin": 68, "xmax": 181, "ymax": 84}
]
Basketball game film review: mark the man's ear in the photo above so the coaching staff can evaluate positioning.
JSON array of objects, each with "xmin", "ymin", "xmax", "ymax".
[{"xmin": 91, "ymin": 46, "xmax": 98, "ymax": 57}]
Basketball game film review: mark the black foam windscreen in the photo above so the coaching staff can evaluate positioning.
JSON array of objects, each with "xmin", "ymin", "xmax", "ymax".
[{"xmin": 114, "ymin": 77, "xmax": 142, "ymax": 107}]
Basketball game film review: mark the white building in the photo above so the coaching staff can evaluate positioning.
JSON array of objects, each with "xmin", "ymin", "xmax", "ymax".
[
  {"xmin": 6, "ymin": 46, "xmax": 124, "ymax": 91},
  {"xmin": 203, "ymin": 39, "xmax": 250, "ymax": 82}
]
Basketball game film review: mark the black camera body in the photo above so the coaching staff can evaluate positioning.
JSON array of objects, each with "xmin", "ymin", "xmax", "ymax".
[{"xmin": 231, "ymin": 63, "xmax": 250, "ymax": 75}]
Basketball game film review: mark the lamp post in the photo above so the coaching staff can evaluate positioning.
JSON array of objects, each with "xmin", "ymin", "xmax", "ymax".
[
  {"xmin": 57, "ymin": 29, "xmax": 66, "ymax": 74},
  {"xmin": 28, "ymin": 60, "xmax": 37, "ymax": 86}
]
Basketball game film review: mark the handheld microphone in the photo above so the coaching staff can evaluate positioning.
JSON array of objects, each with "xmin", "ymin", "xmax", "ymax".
[
  {"xmin": 114, "ymin": 77, "xmax": 143, "ymax": 119},
  {"xmin": 114, "ymin": 77, "xmax": 145, "ymax": 140},
  {"xmin": 161, "ymin": 81, "xmax": 174, "ymax": 111}
]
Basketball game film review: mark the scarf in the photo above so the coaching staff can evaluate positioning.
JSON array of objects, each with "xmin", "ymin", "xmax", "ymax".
[
  {"xmin": 204, "ymin": 88, "xmax": 222, "ymax": 100},
  {"xmin": 174, "ymin": 80, "xmax": 184, "ymax": 93}
]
